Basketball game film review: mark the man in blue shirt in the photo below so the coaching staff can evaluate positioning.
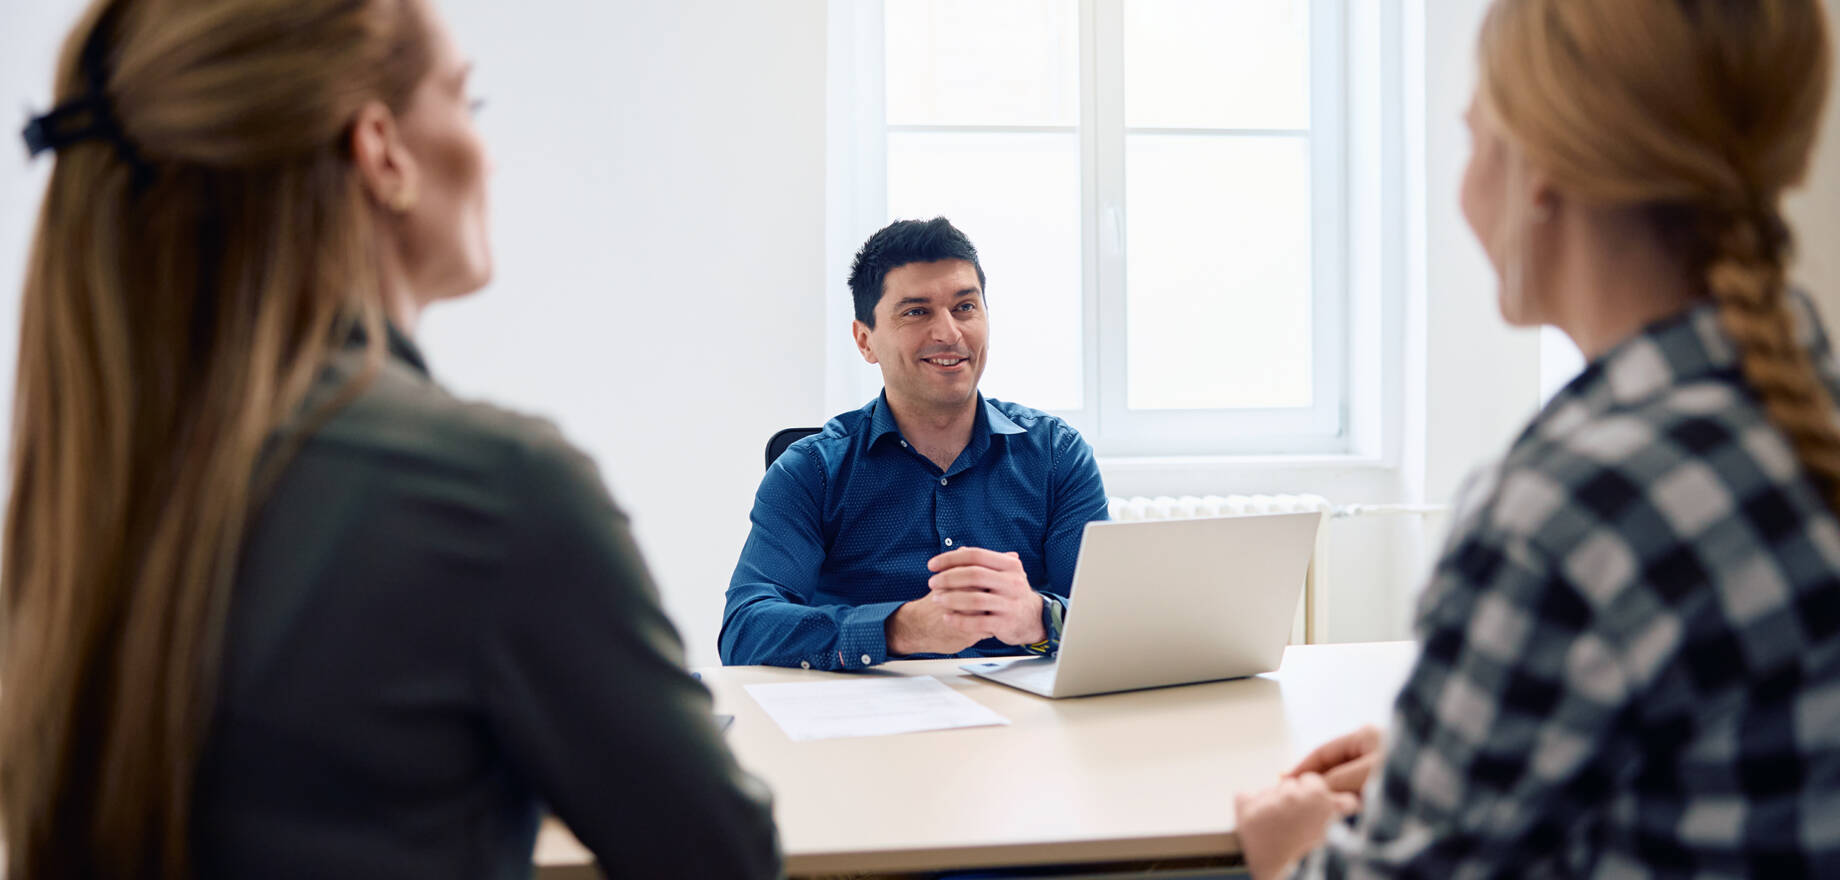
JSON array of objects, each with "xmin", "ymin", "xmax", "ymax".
[{"xmin": 721, "ymin": 217, "xmax": 1109, "ymax": 670}]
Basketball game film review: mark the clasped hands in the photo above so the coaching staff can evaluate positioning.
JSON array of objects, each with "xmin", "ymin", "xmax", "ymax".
[
  {"xmin": 886, "ymin": 546, "xmax": 1045, "ymax": 656},
  {"xmin": 1234, "ymin": 724, "xmax": 1384, "ymax": 879}
]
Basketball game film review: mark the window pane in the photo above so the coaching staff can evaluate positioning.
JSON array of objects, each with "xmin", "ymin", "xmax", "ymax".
[
  {"xmin": 1125, "ymin": 135, "xmax": 1311, "ymax": 410},
  {"xmin": 885, "ymin": 0, "xmax": 1079, "ymax": 127},
  {"xmin": 887, "ymin": 132, "xmax": 1083, "ymax": 411},
  {"xmin": 1124, "ymin": 0, "xmax": 1310, "ymax": 130}
]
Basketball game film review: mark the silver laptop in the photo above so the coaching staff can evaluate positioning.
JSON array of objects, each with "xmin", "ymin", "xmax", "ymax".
[{"xmin": 960, "ymin": 512, "xmax": 1319, "ymax": 698}]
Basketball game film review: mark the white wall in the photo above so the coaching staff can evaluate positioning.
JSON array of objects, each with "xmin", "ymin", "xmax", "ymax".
[
  {"xmin": 0, "ymin": 2, "xmax": 69, "ymax": 496},
  {"xmin": 1407, "ymin": 0, "xmax": 1542, "ymax": 512},
  {"xmin": 421, "ymin": 0, "xmax": 829, "ymax": 665},
  {"xmin": 1787, "ymin": 0, "xmax": 1840, "ymax": 324},
  {"xmin": 0, "ymin": 0, "xmax": 831, "ymax": 666}
]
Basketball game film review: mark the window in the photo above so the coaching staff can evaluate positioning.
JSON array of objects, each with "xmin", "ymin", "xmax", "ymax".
[{"xmin": 831, "ymin": 0, "xmax": 1369, "ymax": 456}]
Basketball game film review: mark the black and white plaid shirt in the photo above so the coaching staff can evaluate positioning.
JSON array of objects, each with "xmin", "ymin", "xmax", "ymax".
[{"xmin": 1299, "ymin": 293, "xmax": 1840, "ymax": 878}]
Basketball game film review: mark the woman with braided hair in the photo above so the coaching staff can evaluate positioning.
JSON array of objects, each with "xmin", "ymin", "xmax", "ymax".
[{"xmin": 1234, "ymin": 0, "xmax": 1840, "ymax": 877}]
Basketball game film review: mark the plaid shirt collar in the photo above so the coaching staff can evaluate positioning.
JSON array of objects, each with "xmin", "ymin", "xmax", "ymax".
[{"xmin": 1524, "ymin": 290, "xmax": 1833, "ymax": 446}]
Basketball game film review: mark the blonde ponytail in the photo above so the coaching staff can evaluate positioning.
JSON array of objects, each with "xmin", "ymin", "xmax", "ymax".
[{"xmin": 1705, "ymin": 209, "xmax": 1840, "ymax": 507}]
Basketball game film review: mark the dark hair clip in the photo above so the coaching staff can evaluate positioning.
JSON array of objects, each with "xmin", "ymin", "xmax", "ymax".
[
  {"xmin": 23, "ymin": 94, "xmax": 116, "ymax": 157},
  {"xmin": 20, "ymin": 94, "xmax": 155, "ymax": 191},
  {"xmin": 20, "ymin": 4, "xmax": 155, "ymax": 191}
]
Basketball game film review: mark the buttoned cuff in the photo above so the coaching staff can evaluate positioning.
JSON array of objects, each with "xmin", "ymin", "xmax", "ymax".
[{"xmin": 836, "ymin": 600, "xmax": 905, "ymax": 669}]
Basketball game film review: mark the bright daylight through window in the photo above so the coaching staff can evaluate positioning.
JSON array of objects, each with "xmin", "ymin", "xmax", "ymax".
[{"xmin": 867, "ymin": 0, "xmax": 1350, "ymax": 456}]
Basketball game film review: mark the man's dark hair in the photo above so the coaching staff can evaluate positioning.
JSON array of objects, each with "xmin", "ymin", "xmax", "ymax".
[{"xmin": 847, "ymin": 217, "xmax": 987, "ymax": 327}]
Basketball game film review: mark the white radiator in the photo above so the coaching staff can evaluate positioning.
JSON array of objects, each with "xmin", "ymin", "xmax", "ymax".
[{"xmin": 1104, "ymin": 495, "xmax": 1447, "ymax": 644}]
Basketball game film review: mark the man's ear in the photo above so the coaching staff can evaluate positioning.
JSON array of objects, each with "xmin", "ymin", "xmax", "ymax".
[
  {"xmin": 347, "ymin": 100, "xmax": 420, "ymax": 212},
  {"xmin": 852, "ymin": 319, "xmax": 879, "ymax": 365}
]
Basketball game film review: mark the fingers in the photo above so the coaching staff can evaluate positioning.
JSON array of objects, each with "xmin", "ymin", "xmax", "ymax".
[
  {"xmin": 890, "ymin": 598, "xmax": 989, "ymax": 655},
  {"xmin": 1287, "ymin": 749, "xmax": 1332, "ymax": 778},
  {"xmin": 927, "ymin": 600, "xmax": 995, "ymax": 645},
  {"xmin": 1235, "ymin": 776, "xmax": 1346, "ymax": 880},
  {"xmin": 927, "ymin": 565, "xmax": 1028, "ymax": 594},
  {"xmin": 932, "ymin": 588, "xmax": 1036, "ymax": 642},
  {"xmin": 942, "ymin": 610, "xmax": 994, "ymax": 641},
  {"xmin": 1298, "ymin": 732, "xmax": 1365, "ymax": 774},
  {"xmin": 927, "ymin": 547, "xmax": 1023, "ymax": 573},
  {"xmin": 1290, "ymin": 743, "xmax": 1352, "ymax": 777},
  {"xmin": 1345, "ymin": 725, "xmax": 1383, "ymax": 755},
  {"xmin": 1236, "ymin": 774, "xmax": 1340, "ymax": 828},
  {"xmin": 1295, "ymin": 773, "xmax": 1360, "ymax": 815},
  {"xmin": 931, "ymin": 588, "xmax": 1006, "ymax": 614},
  {"xmin": 1322, "ymin": 752, "xmax": 1379, "ymax": 794},
  {"xmin": 1287, "ymin": 725, "xmax": 1384, "ymax": 777},
  {"xmin": 1288, "ymin": 773, "xmax": 1334, "ymax": 807}
]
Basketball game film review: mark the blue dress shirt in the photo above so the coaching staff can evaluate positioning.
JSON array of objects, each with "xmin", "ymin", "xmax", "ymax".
[{"xmin": 721, "ymin": 393, "xmax": 1109, "ymax": 670}]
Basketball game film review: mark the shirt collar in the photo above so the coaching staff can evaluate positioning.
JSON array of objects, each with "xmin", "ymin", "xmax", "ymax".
[
  {"xmin": 1528, "ymin": 289, "xmax": 1832, "ymax": 441},
  {"xmin": 984, "ymin": 398, "xmax": 1027, "ymax": 436},
  {"xmin": 384, "ymin": 322, "xmax": 430, "ymax": 376},
  {"xmin": 868, "ymin": 391, "xmax": 1027, "ymax": 449},
  {"xmin": 344, "ymin": 317, "xmax": 431, "ymax": 378}
]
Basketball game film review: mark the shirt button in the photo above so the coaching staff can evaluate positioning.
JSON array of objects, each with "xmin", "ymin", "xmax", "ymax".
[
  {"xmin": 944, "ymin": 537, "xmax": 954, "ymax": 547},
  {"xmin": 939, "ymin": 477, "xmax": 948, "ymax": 486},
  {"xmin": 900, "ymin": 440, "xmax": 908, "ymax": 447},
  {"xmin": 800, "ymin": 660, "xmax": 811, "ymax": 670},
  {"xmin": 861, "ymin": 654, "xmax": 873, "ymax": 665}
]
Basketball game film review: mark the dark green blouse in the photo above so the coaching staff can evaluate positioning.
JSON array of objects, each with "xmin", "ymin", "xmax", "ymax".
[{"xmin": 192, "ymin": 328, "xmax": 778, "ymax": 879}]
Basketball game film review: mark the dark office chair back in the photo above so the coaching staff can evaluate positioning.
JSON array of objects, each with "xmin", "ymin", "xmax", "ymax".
[{"xmin": 765, "ymin": 427, "xmax": 823, "ymax": 471}]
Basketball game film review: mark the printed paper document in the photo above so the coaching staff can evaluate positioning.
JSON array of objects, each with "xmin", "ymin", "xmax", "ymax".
[{"xmin": 744, "ymin": 676, "xmax": 1010, "ymax": 741}]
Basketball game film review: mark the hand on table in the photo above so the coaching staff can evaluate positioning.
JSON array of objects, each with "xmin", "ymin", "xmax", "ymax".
[
  {"xmin": 1234, "ymin": 772, "xmax": 1359, "ymax": 880},
  {"xmin": 924, "ymin": 547, "xmax": 1046, "ymax": 647},
  {"xmin": 1286, "ymin": 725, "xmax": 1383, "ymax": 801}
]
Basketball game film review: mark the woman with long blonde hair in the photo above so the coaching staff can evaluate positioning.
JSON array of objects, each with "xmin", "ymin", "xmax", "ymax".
[
  {"xmin": 1, "ymin": 0, "xmax": 777, "ymax": 876},
  {"xmin": 1235, "ymin": 0, "xmax": 1840, "ymax": 876}
]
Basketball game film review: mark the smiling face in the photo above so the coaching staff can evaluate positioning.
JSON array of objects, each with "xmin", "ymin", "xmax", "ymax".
[{"xmin": 852, "ymin": 258, "xmax": 989, "ymax": 418}]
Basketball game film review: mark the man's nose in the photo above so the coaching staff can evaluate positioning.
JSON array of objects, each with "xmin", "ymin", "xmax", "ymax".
[{"xmin": 929, "ymin": 312, "xmax": 963, "ymax": 345}]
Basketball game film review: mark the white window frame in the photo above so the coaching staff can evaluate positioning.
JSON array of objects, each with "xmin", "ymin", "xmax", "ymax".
[{"xmin": 828, "ymin": 0, "xmax": 1394, "ymax": 461}]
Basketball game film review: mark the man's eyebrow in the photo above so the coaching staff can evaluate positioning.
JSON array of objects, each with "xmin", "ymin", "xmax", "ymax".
[{"xmin": 893, "ymin": 288, "xmax": 980, "ymax": 308}]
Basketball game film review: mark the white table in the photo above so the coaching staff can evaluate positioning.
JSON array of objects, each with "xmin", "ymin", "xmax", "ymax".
[{"xmin": 536, "ymin": 640, "xmax": 1418, "ymax": 877}]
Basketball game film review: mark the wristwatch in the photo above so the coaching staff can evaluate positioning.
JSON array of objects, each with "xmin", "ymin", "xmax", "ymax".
[{"xmin": 1026, "ymin": 593, "xmax": 1064, "ymax": 655}]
